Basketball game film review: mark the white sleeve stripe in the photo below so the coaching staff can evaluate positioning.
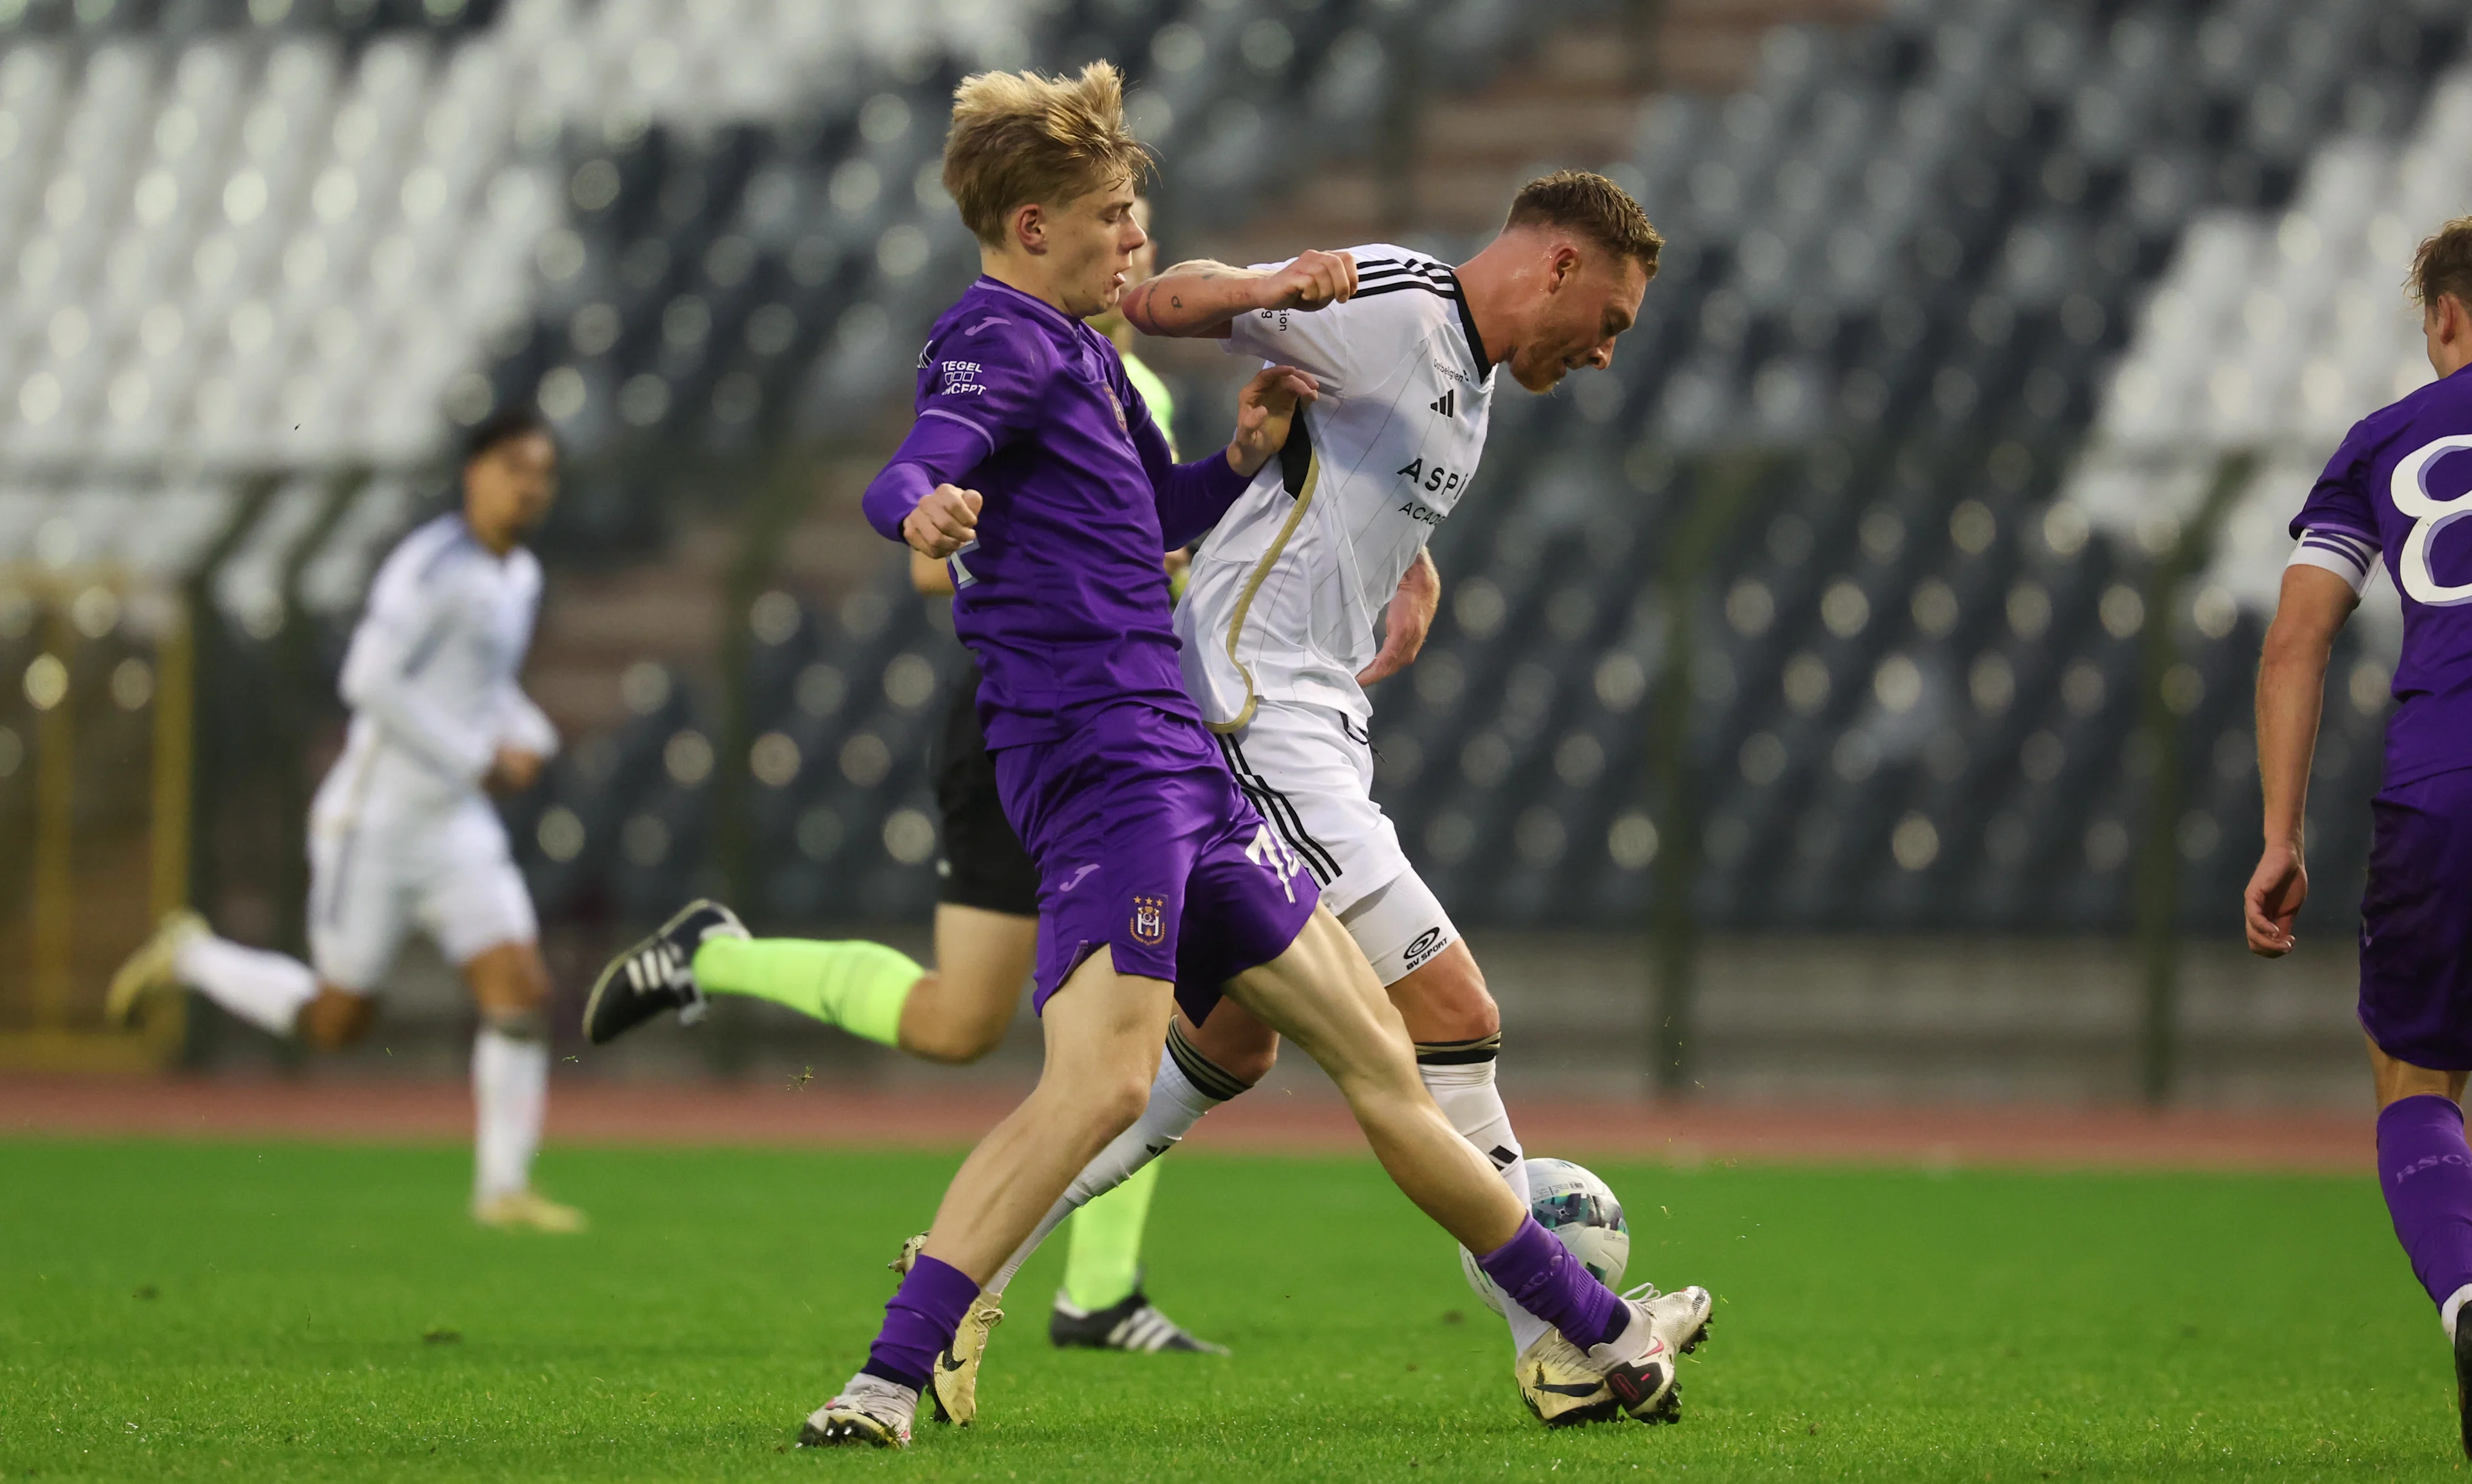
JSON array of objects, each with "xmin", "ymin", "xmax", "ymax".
[
  {"xmin": 2289, "ymin": 528, "xmax": 2379, "ymax": 594},
  {"xmin": 1356, "ymin": 264, "xmax": 1452, "ymax": 285},
  {"xmin": 1350, "ymin": 282, "xmax": 1456, "ymax": 302},
  {"xmin": 2289, "ymin": 544, "xmax": 2374, "ymax": 593}
]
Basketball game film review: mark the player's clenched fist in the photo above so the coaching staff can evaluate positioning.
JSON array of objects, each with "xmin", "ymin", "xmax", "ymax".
[
  {"xmin": 1259, "ymin": 249, "xmax": 1356, "ymax": 312},
  {"xmin": 903, "ymin": 483, "xmax": 982, "ymax": 559}
]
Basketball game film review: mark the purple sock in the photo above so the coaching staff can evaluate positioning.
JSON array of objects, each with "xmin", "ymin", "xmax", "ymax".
[
  {"xmin": 2378, "ymin": 1095, "xmax": 2472, "ymax": 1319},
  {"xmin": 1475, "ymin": 1216, "xmax": 1626, "ymax": 1349},
  {"xmin": 861, "ymin": 1254, "xmax": 981, "ymax": 1391}
]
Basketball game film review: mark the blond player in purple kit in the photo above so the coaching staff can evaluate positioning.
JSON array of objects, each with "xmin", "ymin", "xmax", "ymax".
[
  {"xmin": 2248, "ymin": 215, "xmax": 2472, "ymax": 1456},
  {"xmin": 796, "ymin": 62, "xmax": 1700, "ymax": 1450}
]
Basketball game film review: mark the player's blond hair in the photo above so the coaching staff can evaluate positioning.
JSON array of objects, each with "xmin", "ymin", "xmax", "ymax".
[
  {"xmin": 1505, "ymin": 169, "xmax": 1665, "ymax": 278},
  {"xmin": 2410, "ymin": 215, "xmax": 2472, "ymax": 311},
  {"xmin": 942, "ymin": 61, "xmax": 1153, "ymax": 246}
]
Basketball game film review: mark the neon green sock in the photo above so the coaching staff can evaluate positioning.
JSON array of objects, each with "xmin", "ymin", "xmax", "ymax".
[
  {"xmin": 689, "ymin": 937, "xmax": 921, "ymax": 1048},
  {"xmin": 1062, "ymin": 1157, "xmax": 1162, "ymax": 1310}
]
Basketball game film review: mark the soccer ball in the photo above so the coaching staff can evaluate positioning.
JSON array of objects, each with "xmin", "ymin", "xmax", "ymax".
[{"xmin": 1460, "ymin": 1157, "xmax": 1632, "ymax": 1317}]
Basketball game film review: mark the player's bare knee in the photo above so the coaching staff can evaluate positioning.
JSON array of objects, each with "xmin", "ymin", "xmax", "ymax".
[
  {"xmin": 506, "ymin": 954, "xmax": 552, "ymax": 1009},
  {"xmin": 1035, "ymin": 1046, "xmax": 1154, "ymax": 1132},
  {"xmin": 1390, "ymin": 943, "xmax": 1497, "ymax": 1044},
  {"xmin": 1101, "ymin": 1060, "xmax": 1158, "ymax": 1129},
  {"xmin": 958, "ymin": 1021, "xmax": 1013, "ymax": 1062},
  {"xmin": 2368, "ymin": 1034, "xmax": 2472, "ymax": 1107},
  {"xmin": 1434, "ymin": 972, "xmax": 1502, "ymax": 1041},
  {"xmin": 1434, "ymin": 997, "xmax": 1501, "ymax": 1044},
  {"xmin": 1216, "ymin": 1035, "xmax": 1278, "ymax": 1085},
  {"xmin": 1199, "ymin": 1012, "xmax": 1280, "ymax": 1084},
  {"xmin": 1044, "ymin": 1068, "xmax": 1150, "ymax": 1148},
  {"xmin": 1088, "ymin": 1028, "xmax": 1165, "ymax": 1122},
  {"xmin": 301, "ymin": 988, "xmax": 376, "ymax": 1050},
  {"xmin": 467, "ymin": 941, "xmax": 550, "ymax": 1019},
  {"xmin": 1188, "ymin": 1004, "xmax": 1280, "ymax": 1085},
  {"xmin": 916, "ymin": 1022, "xmax": 1007, "ymax": 1064}
]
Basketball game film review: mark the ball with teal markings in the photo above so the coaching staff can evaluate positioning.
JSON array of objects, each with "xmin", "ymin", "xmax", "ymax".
[{"xmin": 1459, "ymin": 1157, "xmax": 1632, "ymax": 1317}]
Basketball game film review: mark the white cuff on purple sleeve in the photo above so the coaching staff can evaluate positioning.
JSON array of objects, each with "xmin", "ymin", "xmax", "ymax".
[{"xmin": 2289, "ymin": 526, "xmax": 2380, "ymax": 595}]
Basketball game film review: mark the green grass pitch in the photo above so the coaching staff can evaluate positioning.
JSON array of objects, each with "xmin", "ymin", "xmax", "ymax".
[{"xmin": 0, "ymin": 1138, "xmax": 2458, "ymax": 1481}]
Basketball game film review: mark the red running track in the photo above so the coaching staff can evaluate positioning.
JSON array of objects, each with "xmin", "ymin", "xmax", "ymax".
[{"xmin": 0, "ymin": 1073, "xmax": 2374, "ymax": 1173}]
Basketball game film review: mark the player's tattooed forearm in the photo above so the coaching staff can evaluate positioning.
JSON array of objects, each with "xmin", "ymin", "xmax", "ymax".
[{"xmin": 1157, "ymin": 259, "xmax": 1239, "ymax": 282}]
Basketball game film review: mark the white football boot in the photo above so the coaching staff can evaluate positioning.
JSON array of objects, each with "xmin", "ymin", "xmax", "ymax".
[
  {"xmin": 1516, "ymin": 1327, "xmax": 1622, "ymax": 1427},
  {"xmin": 798, "ymin": 1373, "xmax": 917, "ymax": 1449},
  {"xmin": 1584, "ymin": 1281, "xmax": 1716, "ymax": 1424},
  {"xmin": 1633, "ymin": 1283, "xmax": 1714, "ymax": 1422},
  {"xmin": 1519, "ymin": 1283, "xmax": 1712, "ymax": 1427}
]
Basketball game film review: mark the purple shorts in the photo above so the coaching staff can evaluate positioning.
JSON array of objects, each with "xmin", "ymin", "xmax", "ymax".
[
  {"xmin": 992, "ymin": 701, "xmax": 1318, "ymax": 1023},
  {"xmin": 2360, "ymin": 766, "xmax": 2472, "ymax": 1070}
]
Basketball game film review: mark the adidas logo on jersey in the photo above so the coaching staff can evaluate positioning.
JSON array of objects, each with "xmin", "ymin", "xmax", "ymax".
[{"xmin": 1429, "ymin": 389, "xmax": 1456, "ymax": 418}]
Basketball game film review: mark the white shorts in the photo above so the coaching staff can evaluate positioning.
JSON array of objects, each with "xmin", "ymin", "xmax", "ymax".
[
  {"xmin": 1211, "ymin": 698, "xmax": 1457, "ymax": 986},
  {"xmin": 306, "ymin": 793, "xmax": 537, "ymax": 994}
]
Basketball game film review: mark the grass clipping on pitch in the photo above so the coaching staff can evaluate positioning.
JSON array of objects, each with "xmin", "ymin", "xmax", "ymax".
[{"xmin": 0, "ymin": 1140, "xmax": 2453, "ymax": 1481}]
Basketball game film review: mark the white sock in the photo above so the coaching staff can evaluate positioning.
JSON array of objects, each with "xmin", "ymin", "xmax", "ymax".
[
  {"xmin": 172, "ymin": 932, "xmax": 319, "ymax": 1037},
  {"xmin": 472, "ymin": 1025, "xmax": 548, "ymax": 1203},
  {"xmin": 988, "ymin": 1038, "xmax": 1231, "ymax": 1296},
  {"xmin": 2445, "ymin": 1283, "xmax": 2472, "ymax": 1342},
  {"xmin": 1421, "ymin": 1052, "xmax": 1552, "ymax": 1357}
]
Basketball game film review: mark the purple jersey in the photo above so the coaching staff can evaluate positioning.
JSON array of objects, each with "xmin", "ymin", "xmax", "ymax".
[
  {"xmin": 861, "ymin": 276, "xmax": 1249, "ymax": 749},
  {"xmin": 2291, "ymin": 363, "xmax": 2472, "ymax": 788}
]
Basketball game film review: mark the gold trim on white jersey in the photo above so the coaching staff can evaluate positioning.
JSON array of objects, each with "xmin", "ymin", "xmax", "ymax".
[{"xmin": 1206, "ymin": 442, "xmax": 1322, "ymax": 736}]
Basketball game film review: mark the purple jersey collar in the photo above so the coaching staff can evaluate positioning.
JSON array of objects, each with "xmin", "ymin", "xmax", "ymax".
[{"xmin": 968, "ymin": 274, "xmax": 1089, "ymax": 337}]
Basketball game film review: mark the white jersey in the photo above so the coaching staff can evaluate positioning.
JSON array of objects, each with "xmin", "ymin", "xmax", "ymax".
[
  {"xmin": 313, "ymin": 513, "xmax": 556, "ymax": 829},
  {"xmin": 1177, "ymin": 245, "xmax": 1497, "ymax": 727}
]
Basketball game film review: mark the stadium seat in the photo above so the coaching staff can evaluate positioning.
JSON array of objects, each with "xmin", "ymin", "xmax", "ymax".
[{"xmin": 15, "ymin": 0, "xmax": 2460, "ymax": 940}]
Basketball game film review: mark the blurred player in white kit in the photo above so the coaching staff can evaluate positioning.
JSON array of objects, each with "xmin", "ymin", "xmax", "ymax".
[{"xmin": 109, "ymin": 407, "xmax": 581, "ymax": 1234}]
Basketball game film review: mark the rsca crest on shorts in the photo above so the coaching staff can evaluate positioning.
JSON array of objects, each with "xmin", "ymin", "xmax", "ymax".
[{"xmin": 1130, "ymin": 894, "xmax": 1167, "ymax": 945}]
